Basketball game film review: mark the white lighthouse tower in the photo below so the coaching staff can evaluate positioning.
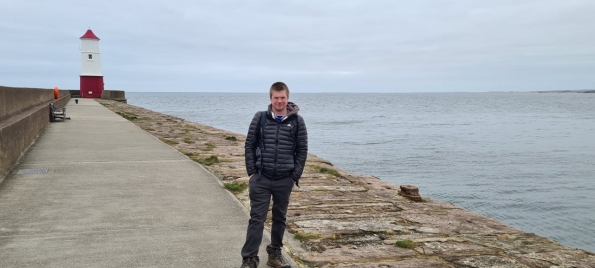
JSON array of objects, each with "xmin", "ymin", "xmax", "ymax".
[{"xmin": 79, "ymin": 29, "xmax": 104, "ymax": 98}]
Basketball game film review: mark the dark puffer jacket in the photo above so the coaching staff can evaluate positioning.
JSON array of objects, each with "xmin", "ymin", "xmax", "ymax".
[{"xmin": 245, "ymin": 102, "xmax": 308, "ymax": 185}]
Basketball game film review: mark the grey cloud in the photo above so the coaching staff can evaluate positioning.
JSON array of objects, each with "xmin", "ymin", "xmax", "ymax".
[{"xmin": 1, "ymin": 0, "xmax": 594, "ymax": 92}]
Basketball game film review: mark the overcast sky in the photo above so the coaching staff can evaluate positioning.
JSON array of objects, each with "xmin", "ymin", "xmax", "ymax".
[{"xmin": 1, "ymin": 0, "xmax": 594, "ymax": 93}]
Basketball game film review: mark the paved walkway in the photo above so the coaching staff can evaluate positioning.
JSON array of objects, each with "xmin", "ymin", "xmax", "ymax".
[{"xmin": 0, "ymin": 99, "xmax": 281, "ymax": 267}]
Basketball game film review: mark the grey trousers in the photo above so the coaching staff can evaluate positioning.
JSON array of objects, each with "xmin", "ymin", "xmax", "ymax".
[{"xmin": 241, "ymin": 172, "xmax": 294, "ymax": 259}]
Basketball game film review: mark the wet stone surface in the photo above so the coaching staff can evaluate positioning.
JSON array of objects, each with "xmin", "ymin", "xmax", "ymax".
[{"xmin": 98, "ymin": 99, "xmax": 595, "ymax": 268}]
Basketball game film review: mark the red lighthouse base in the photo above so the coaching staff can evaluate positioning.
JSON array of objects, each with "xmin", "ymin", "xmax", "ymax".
[{"xmin": 80, "ymin": 76, "xmax": 104, "ymax": 98}]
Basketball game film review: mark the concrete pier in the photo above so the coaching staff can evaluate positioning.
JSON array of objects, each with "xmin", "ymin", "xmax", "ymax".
[
  {"xmin": 2, "ymin": 97, "xmax": 594, "ymax": 267},
  {"xmin": 0, "ymin": 99, "xmax": 290, "ymax": 267}
]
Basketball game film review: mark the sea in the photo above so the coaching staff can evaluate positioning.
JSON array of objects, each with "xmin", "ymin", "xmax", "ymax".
[{"xmin": 126, "ymin": 92, "xmax": 595, "ymax": 252}]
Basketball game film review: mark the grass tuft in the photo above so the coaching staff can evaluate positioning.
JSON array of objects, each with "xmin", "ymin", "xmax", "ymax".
[
  {"xmin": 160, "ymin": 138, "xmax": 179, "ymax": 145},
  {"xmin": 203, "ymin": 142, "xmax": 216, "ymax": 151},
  {"xmin": 294, "ymin": 232, "xmax": 320, "ymax": 241},
  {"xmin": 182, "ymin": 151, "xmax": 200, "ymax": 157},
  {"xmin": 319, "ymin": 167, "xmax": 341, "ymax": 177},
  {"xmin": 116, "ymin": 111, "xmax": 138, "ymax": 121},
  {"xmin": 183, "ymin": 138, "xmax": 195, "ymax": 144},
  {"xmin": 224, "ymin": 182, "xmax": 248, "ymax": 193},
  {"xmin": 395, "ymin": 240, "xmax": 414, "ymax": 249},
  {"xmin": 195, "ymin": 155, "xmax": 220, "ymax": 166}
]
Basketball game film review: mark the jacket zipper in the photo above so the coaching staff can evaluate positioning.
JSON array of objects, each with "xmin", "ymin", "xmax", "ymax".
[{"xmin": 272, "ymin": 121, "xmax": 281, "ymax": 177}]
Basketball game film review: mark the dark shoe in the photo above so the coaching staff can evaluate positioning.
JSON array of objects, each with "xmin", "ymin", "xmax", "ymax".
[
  {"xmin": 240, "ymin": 257, "xmax": 259, "ymax": 268},
  {"xmin": 267, "ymin": 249, "xmax": 291, "ymax": 268}
]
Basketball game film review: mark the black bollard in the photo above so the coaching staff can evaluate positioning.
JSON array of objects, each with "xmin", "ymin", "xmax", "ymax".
[{"xmin": 75, "ymin": 99, "xmax": 79, "ymax": 104}]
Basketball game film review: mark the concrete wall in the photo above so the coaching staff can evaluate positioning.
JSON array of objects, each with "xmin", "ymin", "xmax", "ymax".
[
  {"xmin": 101, "ymin": 90, "xmax": 127, "ymax": 103},
  {"xmin": 1, "ymin": 86, "xmax": 52, "ymax": 122},
  {"xmin": 0, "ymin": 86, "xmax": 71, "ymax": 181},
  {"xmin": 69, "ymin": 90, "xmax": 80, "ymax": 97}
]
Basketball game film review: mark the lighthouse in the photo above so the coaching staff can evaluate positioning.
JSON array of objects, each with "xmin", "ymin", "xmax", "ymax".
[{"xmin": 79, "ymin": 29, "xmax": 104, "ymax": 98}]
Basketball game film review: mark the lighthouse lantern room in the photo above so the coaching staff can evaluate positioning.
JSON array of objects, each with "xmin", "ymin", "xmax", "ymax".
[{"xmin": 79, "ymin": 29, "xmax": 104, "ymax": 98}]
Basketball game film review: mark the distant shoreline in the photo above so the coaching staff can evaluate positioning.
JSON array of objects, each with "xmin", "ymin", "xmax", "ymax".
[{"xmin": 531, "ymin": 89, "xmax": 595, "ymax": 93}]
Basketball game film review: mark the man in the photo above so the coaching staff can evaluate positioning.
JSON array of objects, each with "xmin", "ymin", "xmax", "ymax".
[{"xmin": 240, "ymin": 82, "xmax": 308, "ymax": 268}]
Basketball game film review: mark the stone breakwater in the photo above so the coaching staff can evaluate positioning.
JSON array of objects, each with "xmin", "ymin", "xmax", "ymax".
[{"xmin": 97, "ymin": 99, "xmax": 595, "ymax": 268}]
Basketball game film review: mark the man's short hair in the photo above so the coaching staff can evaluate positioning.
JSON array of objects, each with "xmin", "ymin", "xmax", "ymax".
[{"xmin": 270, "ymin": 82, "xmax": 289, "ymax": 98}]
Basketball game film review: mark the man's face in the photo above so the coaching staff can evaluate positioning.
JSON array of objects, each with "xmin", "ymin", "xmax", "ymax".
[{"xmin": 270, "ymin": 90, "xmax": 288, "ymax": 113}]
